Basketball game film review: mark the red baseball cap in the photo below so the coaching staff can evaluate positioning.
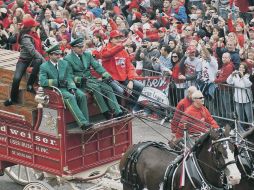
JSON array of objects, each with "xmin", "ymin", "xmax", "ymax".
[
  {"xmin": 89, "ymin": 0, "xmax": 100, "ymax": 6},
  {"xmin": 110, "ymin": 30, "xmax": 124, "ymax": 38},
  {"xmin": 159, "ymin": 27, "xmax": 166, "ymax": 33},
  {"xmin": 22, "ymin": 18, "xmax": 39, "ymax": 28}
]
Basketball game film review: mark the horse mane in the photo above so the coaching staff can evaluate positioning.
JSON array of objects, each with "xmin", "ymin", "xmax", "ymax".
[{"xmin": 191, "ymin": 132, "xmax": 210, "ymax": 152}]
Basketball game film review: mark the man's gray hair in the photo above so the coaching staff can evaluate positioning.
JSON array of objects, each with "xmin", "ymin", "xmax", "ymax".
[
  {"xmin": 187, "ymin": 86, "xmax": 197, "ymax": 95},
  {"xmin": 192, "ymin": 90, "xmax": 203, "ymax": 101}
]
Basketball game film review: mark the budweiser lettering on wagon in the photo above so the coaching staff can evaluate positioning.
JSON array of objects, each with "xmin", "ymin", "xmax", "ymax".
[{"xmin": 0, "ymin": 125, "xmax": 57, "ymax": 146}]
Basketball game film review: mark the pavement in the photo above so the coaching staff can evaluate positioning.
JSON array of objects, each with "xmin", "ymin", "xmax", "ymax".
[{"xmin": 0, "ymin": 117, "xmax": 171, "ymax": 190}]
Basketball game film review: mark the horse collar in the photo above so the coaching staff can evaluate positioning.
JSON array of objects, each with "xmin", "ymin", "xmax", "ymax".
[{"xmin": 184, "ymin": 153, "xmax": 226, "ymax": 190}]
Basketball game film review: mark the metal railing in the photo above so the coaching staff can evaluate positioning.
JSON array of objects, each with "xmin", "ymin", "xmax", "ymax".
[{"xmin": 168, "ymin": 81, "xmax": 254, "ymax": 127}]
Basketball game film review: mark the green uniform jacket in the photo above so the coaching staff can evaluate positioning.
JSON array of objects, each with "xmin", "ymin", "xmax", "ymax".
[
  {"xmin": 64, "ymin": 51, "xmax": 106, "ymax": 85},
  {"xmin": 39, "ymin": 59, "xmax": 90, "ymax": 126},
  {"xmin": 39, "ymin": 59, "xmax": 76, "ymax": 90},
  {"xmin": 64, "ymin": 51, "xmax": 122, "ymax": 115}
]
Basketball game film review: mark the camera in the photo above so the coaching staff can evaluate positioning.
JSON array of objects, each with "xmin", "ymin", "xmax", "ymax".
[
  {"xmin": 151, "ymin": 57, "xmax": 158, "ymax": 61},
  {"xmin": 213, "ymin": 17, "xmax": 218, "ymax": 25}
]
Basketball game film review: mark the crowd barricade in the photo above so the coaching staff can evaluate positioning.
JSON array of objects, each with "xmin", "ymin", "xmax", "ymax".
[
  {"xmin": 135, "ymin": 69, "xmax": 170, "ymax": 95},
  {"xmin": 167, "ymin": 81, "xmax": 254, "ymax": 126},
  {"xmin": 204, "ymin": 83, "xmax": 253, "ymax": 126},
  {"xmin": 135, "ymin": 69, "xmax": 171, "ymax": 120}
]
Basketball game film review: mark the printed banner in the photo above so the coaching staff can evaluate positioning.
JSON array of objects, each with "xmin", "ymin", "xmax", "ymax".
[{"xmin": 138, "ymin": 87, "xmax": 169, "ymax": 107}]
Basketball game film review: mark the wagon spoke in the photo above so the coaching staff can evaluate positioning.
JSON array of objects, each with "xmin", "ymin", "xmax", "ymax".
[
  {"xmin": 25, "ymin": 167, "xmax": 31, "ymax": 182},
  {"xmin": 18, "ymin": 165, "xmax": 22, "ymax": 180},
  {"xmin": 8, "ymin": 166, "xmax": 13, "ymax": 173},
  {"xmin": 5, "ymin": 165, "xmax": 44, "ymax": 185},
  {"xmin": 23, "ymin": 181, "xmax": 54, "ymax": 190}
]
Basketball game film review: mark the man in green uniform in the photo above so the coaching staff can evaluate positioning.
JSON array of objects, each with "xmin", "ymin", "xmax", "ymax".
[
  {"xmin": 39, "ymin": 44, "xmax": 93, "ymax": 130},
  {"xmin": 64, "ymin": 37, "xmax": 124, "ymax": 119}
]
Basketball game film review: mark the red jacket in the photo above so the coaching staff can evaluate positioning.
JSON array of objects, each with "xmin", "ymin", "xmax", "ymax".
[
  {"xmin": 171, "ymin": 97, "xmax": 192, "ymax": 134},
  {"xmin": 172, "ymin": 63, "xmax": 185, "ymax": 84},
  {"xmin": 8, "ymin": 0, "xmax": 31, "ymax": 15},
  {"xmin": 2, "ymin": 16, "xmax": 11, "ymax": 28},
  {"xmin": 227, "ymin": 18, "xmax": 245, "ymax": 48},
  {"xmin": 235, "ymin": 0, "xmax": 250, "ymax": 12},
  {"xmin": 214, "ymin": 62, "xmax": 234, "ymax": 84},
  {"xmin": 135, "ymin": 26, "xmax": 160, "ymax": 41},
  {"xmin": 100, "ymin": 43, "xmax": 137, "ymax": 81},
  {"xmin": 176, "ymin": 105, "xmax": 219, "ymax": 139}
]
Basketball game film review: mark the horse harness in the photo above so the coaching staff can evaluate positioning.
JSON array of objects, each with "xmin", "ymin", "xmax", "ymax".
[
  {"xmin": 120, "ymin": 141, "xmax": 180, "ymax": 190},
  {"xmin": 162, "ymin": 135, "xmax": 235, "ymax": 190},
  {"xmin": 237, "ymin": 144, "xmax": 254, "ymax": 179}
]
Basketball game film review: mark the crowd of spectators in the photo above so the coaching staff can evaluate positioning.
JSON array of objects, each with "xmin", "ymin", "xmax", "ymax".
[{"xmin": 1, "ymin": 0, "xmax": 254, "ymax": 124}]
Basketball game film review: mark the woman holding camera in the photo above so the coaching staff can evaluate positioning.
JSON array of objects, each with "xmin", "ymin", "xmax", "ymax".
[{"xmin": 227, "ymin": 63, "xmax": 253, "ymax": 130}]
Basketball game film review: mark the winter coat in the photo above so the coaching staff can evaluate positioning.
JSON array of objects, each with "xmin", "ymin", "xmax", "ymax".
[
  {"xmin": 64, "ymin": 51, "xmax": 106, "ymax": 84},
  {"xmin": 227, "ymin": 73, "xmax": 253, "ymax": 103},
  {"xmin": 214, "ymin": 62, "xmax": 234, "ymax": 84},
  {"xmin": 171, "ymin": 97, "xmax": 192, "ymax": 134},
  {"xmin": 100, "ymin": 43, "xmax": 137, "ymax": 81},
  {"xmin": 19, "ymin": 34, "xmax": 45, "ymax": 63},
  {"xmin": 176, "ymin": 104, "xmax": 219, "ymax": 138}
]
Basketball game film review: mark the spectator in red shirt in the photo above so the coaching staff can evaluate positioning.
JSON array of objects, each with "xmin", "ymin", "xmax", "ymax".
[
  {"xmin": 214, "ymin": 53, "xmax": 234, "ymax": 84},
  {"xmin": 214, "ymin": 52, "xmax": 234, "ymax": 118},
  {"xmin": 100, "ymin": 30, "xmax": 144, "ymax": 110},
  {"xmin": 176, "ymin": 90, "xmax": 219, "ymax": 139},
  {"xmin": 170, "ymin": 86, "xmax": 197, "ymax": 140}
]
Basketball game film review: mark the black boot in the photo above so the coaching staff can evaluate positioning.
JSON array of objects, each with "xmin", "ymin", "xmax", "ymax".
[
  {"xmin": 4, "ymin": 99, "xmax": 16, "ymax": 106},
  {"xmin": 81, "ymin": 123, "xmax": 94, "ymax": 131},
  {"xmin": 113, "ymin": 110, "xmax": 128, "ymax": 118},
  {"xmin": 26, "ymin": 74, "xmax": 37, "ymax": 94},
  {"xmin": 103, "ymin": 111, "xmax": 113, "ymax": 120},
  {"xmin": 27, "ymin": 85, "xmax": 36, "ymax": 94}
]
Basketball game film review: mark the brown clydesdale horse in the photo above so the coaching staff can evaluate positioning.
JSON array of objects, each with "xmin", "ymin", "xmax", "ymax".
[
  {"xmin": 119, "ymin": 127, "xmax": 241, "ymax": 190},
  {"xmin": 233, "ymin": 127, "xmax": 254, "ymax": 190}
]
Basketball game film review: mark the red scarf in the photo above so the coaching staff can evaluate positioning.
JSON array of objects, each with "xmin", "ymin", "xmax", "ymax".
[
  {"xmin": 28, "ymin": 31, "xmax": 44, "ymax": 55},
  {"xmin": 173, "ymin": 7, "xmax": 180, "ymax": 14}
]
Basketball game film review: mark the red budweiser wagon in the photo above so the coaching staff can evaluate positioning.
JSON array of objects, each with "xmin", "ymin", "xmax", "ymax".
[{"xmin": 0, "ymin": 49, "xmax": 133, "ymax": 190}]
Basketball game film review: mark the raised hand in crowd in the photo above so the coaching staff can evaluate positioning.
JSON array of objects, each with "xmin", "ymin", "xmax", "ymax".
[{"xmin": 122, "ymin": 37, "xmax": 132, "ymax": 46}]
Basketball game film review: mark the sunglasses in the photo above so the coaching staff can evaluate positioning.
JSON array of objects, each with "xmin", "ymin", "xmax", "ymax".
[
  {"xmin": 172, "ymin": 55, "xmax": 178, "ymax": 58},
  {"xmin": 195, "ymin": 97, "xmax": 204, "ymax": 99}
]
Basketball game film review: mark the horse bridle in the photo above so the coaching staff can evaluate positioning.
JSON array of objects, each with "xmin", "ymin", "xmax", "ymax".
[
  {"xmin": 209, "ymin": 136, "xmax": 238, "ymax": 190},
  {"xmin": 211, "ymin": 137, "xmax": 237, "ymax": 170}
]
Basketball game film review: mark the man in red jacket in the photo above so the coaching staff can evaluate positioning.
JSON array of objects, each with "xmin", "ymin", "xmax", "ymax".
[
  {"xmin": 100, "ymin": 30, "xmax": 144, "ymax": 111},
  {"xmin": 170, "ymin": 86, "xmax": 197, "ymax": 140},
  {"xmin": 214, "ymin": 52, "xmax": 234, "ymax": 118},
  {"xmin": 176, "ymin": 90, "xmax": 219, "ymax": 139}
]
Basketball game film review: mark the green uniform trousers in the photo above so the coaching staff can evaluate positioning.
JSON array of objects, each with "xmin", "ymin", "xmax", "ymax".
[
  {"xmin": 84, "ymin": 79, "xmax": 122, "ymax": 114},
  {"xmin": 61, "ymin": 88, "xmax": 89, "ymax": 127}
]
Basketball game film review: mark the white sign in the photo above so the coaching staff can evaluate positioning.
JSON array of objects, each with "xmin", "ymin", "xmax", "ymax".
[{"xmin": 138, "ymin": 87, "xmax": 169, "ymax": 107}]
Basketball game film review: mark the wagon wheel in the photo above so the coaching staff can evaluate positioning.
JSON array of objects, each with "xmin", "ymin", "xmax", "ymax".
[
  {"xmin": 5, "ymin": 165, "xmax": 44, "ymax": 185},
  {"xmin": 23, "ymin": 181, "xmax": 54, "ymax": 190}
]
